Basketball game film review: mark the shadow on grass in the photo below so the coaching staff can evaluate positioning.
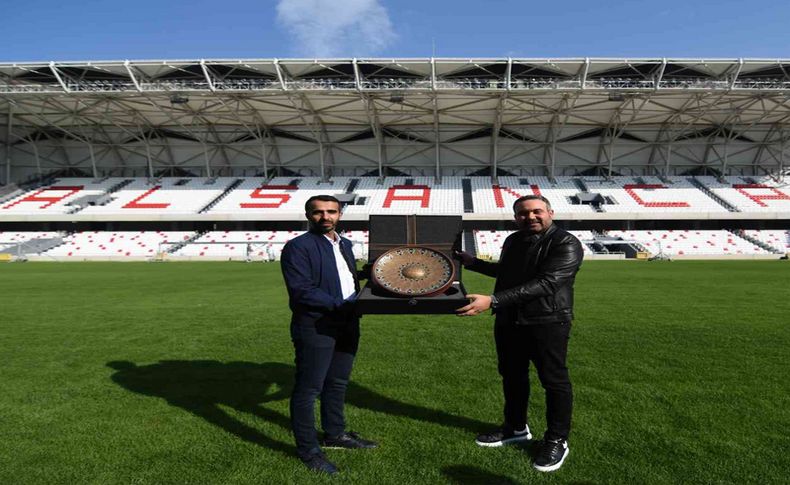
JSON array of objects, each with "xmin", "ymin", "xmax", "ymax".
[
  {"xmin": 442, "ymin": 465, "xmax": 522, "ymax": 484},
  {"xmin": 107, "ymin": 360, "xmax": 491, "ymax": 457},
  {"xmin": 443, "ymin": 463, "xmax": 597, "ymax": 485}
]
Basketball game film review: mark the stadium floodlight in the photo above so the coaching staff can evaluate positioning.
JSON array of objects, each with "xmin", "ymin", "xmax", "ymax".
[
  {"xmin": 608, "ymin": 92, "xmax": 626, "ymax": 102},
  {"xmin": 169, "ymin": 94, "xmax": 189, "ymax": 105}
]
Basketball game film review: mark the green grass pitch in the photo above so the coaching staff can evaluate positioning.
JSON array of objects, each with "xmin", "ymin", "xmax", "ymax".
[{"xmin": 1, "ymin": 260, "xmax": 789, "ymax": 484}]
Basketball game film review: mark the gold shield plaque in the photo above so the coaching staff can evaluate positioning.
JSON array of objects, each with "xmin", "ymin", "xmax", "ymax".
[{"xmin": 371, "ymin": 246, "xmax": 455, "ymax": 297}]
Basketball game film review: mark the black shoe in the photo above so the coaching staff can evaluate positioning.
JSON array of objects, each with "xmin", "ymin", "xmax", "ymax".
[
  {"xmin": 475, "ymin": 424, "xmax": 532, "ymax": 447},
  {"xmin": 300, "ymin": 452, "xmax": 338, "ymax": 475},
  {"xmin": 320, "ymin": 431, "xmax": 378, "ymax": 449},
  {"xmin": 533, "ymin": 438, "xmax": 569, "ymax": 472}
]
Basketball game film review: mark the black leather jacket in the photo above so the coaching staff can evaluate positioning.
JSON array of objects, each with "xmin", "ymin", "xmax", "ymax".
[{"xmin": 468, "ymin": 224, "xmax": 583, "ymax": 325}]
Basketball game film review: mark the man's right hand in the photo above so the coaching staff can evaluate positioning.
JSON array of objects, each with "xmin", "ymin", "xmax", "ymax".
[{"xmin": 453, "ymin": 250, "xmax": 475, "ymax": 267}]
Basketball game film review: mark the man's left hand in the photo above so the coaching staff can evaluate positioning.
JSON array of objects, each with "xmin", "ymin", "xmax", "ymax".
[{"xmin": 456, "ymin": 294, "xmax": 492, "ymax": 316}]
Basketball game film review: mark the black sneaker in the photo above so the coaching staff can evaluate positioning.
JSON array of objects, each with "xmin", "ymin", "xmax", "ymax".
[
  {"xmin": 300, "ymin": 452, "xmax": 338, "ymax": 475},
  {"xmin": 475, "ymin": 424, "xmax": 532, "ymax": 447},
  {"xmin": 320, "ymin": 431, "xmax": 378, "ymax": 449},
  {"xmin": 532, "ymin": 438, "xmax": 569, "ymax": 472}
]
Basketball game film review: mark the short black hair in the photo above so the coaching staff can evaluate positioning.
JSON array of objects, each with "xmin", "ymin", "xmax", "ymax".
[
  {"xmin": 512, "ymin": 194, "xmax": 552, "ymax": 212},
  {"xmin": 305, "ymin": 195, "xmax": 341, "ymax": 213}
]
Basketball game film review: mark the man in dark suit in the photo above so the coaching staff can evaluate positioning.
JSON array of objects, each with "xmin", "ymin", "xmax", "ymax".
[
  {"xmin": 456, "ymin": 195, "xmax": 583, "ymax": 473},
  {"xmin": 280, "ymin": 195, "xmax": 377, "ymax": 475}
]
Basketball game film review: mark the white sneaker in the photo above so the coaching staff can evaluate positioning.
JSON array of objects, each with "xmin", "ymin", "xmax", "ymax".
[
  {"xmin": 532, "ymin": 438, "xmax": 569, "ymax": 472},
  {"xmin": 475, "ymin": 424, "xmax": 532, "ymax": 447}
]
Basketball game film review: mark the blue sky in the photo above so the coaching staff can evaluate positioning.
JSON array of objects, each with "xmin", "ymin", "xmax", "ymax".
[{"xmin": 3, "ymin": 0, "xmax": 790, "ymax": 62}]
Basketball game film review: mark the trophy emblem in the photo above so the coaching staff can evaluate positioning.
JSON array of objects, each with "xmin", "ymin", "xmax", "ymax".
[{"xmin": 371, "ymin": 246, "xmax": 455, "ymax": 297}]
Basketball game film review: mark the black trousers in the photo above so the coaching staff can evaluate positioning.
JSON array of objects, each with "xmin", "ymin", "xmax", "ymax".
[
  {"xmin": 494, "ymin": 319, "xmax": 573, "ymax": 441},
  {"xmin": 290, "ymin": 319, "xmax": 360, "ymax": 459}
]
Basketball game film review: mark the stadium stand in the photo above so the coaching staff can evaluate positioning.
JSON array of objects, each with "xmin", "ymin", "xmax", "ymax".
[
  {"xmin": 2, "ymin": 227, "xmax": 786, "ymax": 261},
  {"xmin": 699, "ymin": 176, "xmax": 790, "ymax": 213},
  {"xmin": 170, "ymin": 230, "xmax": 300, "ymax": 260},
  {"xmin": 208, "ymin": 177, "xmax": 354, "ymax": 217},
  {"xmin": 44, "ymin": 231, "xmax": 195, "ymax": 259},
  {"xmin": 740, "ymin": 229, "xmax": 790, "ymax": 253},
  {"xmin": 342, "ymin": 230, "xmax": 370, "ymax": 259},
  {"xmin": 0, "ymin": 178, "xmax": 126, "ymax": 214},
  {"xmin": 0, "ymin": 231, "xmax": 65, "ymax": 259},
  {"xmin": 1, "ymin": 58, "xmax": 789, "ymax": 262},
  {"xmin": 0, "ymin": 231, "xmax": 62, "ymax": 249},
  {"xmin": 2, "ymin": 176, "xmax": 790, "ymax": 219},
  {"xmin": 342, "ymin": 177, "xmax": 465, "ymax": 216},
  {"xmin": 79, "ymin": 178, "xmax": 239, "ymax": 216},
  {"xmin": 0, "ymin": 184, "xmax": 23, "ymax": 204},
  {"xmin": 2, "ymin": 175, "xmax": 787, "ymax": 261},
  {"xmin": 472, "ymin": 228, "xmax": 790, "ymax": 260},
  {"xmin": 605, "ymin": 230, "xmax": 773, "ymax": 257},
  {"xmin": 469, "ymin": 176, "xmax": 597, "ymax": 216},
  {"xmin": 584, "ymin": 176, "xmax": 729, "ymax": 214},
  {"xmin": 167, "ymin": 229, "xmax": 369, "ymax": 260},
  {"xmin": 474, "ymin": 230, "xmax": 594, "ymax": 261}
]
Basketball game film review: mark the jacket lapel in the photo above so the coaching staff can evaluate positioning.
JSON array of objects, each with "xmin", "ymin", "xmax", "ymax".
[
  {"xmin": 312, "ymin": 232, "xmax": 342, "ymax": 296},
  {"xmin": 520, "ymin": 224, "xmax": 557, "ymax": 265},
  {"xmin": 339, "ymin": 239, "xmax": 360, "ymax": 291}
]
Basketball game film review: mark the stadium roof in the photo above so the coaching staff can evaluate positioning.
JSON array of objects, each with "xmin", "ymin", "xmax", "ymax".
[{"xmin": 2, "ymin": 58, "xmax": 790, "ymax": 182}]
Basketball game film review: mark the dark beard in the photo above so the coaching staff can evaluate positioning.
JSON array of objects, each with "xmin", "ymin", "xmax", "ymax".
[{"xmin": 310, "ymin": 221, "xmax": 335, "ymax": 234}]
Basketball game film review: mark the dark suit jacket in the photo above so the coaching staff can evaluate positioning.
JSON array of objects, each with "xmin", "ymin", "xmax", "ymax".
[{"xmin": 281, "ymin": 231, "xmax": 360, "ymax": 327}]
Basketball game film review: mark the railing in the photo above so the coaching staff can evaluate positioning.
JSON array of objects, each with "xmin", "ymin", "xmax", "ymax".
[
  {"xmin": 733, "ymin": 78, "xmax": 790, "ymax": 89},
  {"xmin": 4, "ymin": 76, "xmax": 790, "ymax": 94}
]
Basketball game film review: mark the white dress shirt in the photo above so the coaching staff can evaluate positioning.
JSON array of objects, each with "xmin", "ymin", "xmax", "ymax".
[{"xmin": 325, "ymin": 233, "xmax": 356, "ymax": 300}]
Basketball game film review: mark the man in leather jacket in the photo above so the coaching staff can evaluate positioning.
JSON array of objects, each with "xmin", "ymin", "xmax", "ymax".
[{"xmin": 456, "ymin": 194, "xmax": 583, "ymax": 472}]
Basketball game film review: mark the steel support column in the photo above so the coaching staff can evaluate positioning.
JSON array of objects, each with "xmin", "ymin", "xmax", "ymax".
[
  {"xmin": 491, "ymin": 94, "xmax": 505, "ymax": 182},
  {"xmin": 276, "ymin": 61, "xmax": 334, "ymax": 180},
  {"xmin": 355, "ymin": 59, "xmax": 387, "ymax": 180},
  {"xmin": 433, "ymin": 95, "xmax": 441, "ymax": 182},
  {"xmin": 202, "ymin": 140, "xmax": 212, "ymax": 178},
  {"xmin": 664, "ymin": 142, "xmax": 672, "ymax": 176},
  {"xmin": 145, "ymin": 140, "xmax": 154, "ymax": 178},
  {"xmin": 256, "ymin": 125, "xmax": 268, "ymax": 176},
  {"xmin": 49, "ymin": 62, "xmax": 70, "ymax": 93},
  {"xmin": 200, "ymin": 60, "xmax": 216, "ymax": 92},
  {"xmin": 781, "ymin": 129, "xmax": 785, "ymax": 178},
  {"xmin": 237, "ymin": 97, "xmax": 283, "ymax": 175},
  {"xmin": 598, "ymin": 95, "xmax": 652, "ymax": 175},
  {"xmin": 362, "ymin": 95, "xmax": 386, "ymax": 180},
  {"xmin": 4, "ymin": 106, "xmax": 12, "ymax": 185},
  {"xmin": 32, "ymin": 142, "xmax": 41, "ymax": 178},
  {"xmin": 124, "ymin": 61, "xmax": 143, "ymax": 92},
  {"xmin": 88, "ymin": 142, "xmax": 98, "ymax": 178},
  {"xmin": 543, "ymin": 94, "xmax": 577, "ymax": 178}
]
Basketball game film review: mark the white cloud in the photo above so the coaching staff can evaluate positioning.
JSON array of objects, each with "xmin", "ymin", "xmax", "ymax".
[{"xmin": 276, "ymin": 0, "xmax": 396, "ymax": 57}]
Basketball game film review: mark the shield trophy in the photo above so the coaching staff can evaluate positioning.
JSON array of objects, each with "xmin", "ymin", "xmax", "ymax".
[
  {"xmin": 356, "ymin": 215, "xmax": 468, "ymax": 314},
  {"xmin": 370, "ymin": 245, "xmax": 456, "ymax": 297}
]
